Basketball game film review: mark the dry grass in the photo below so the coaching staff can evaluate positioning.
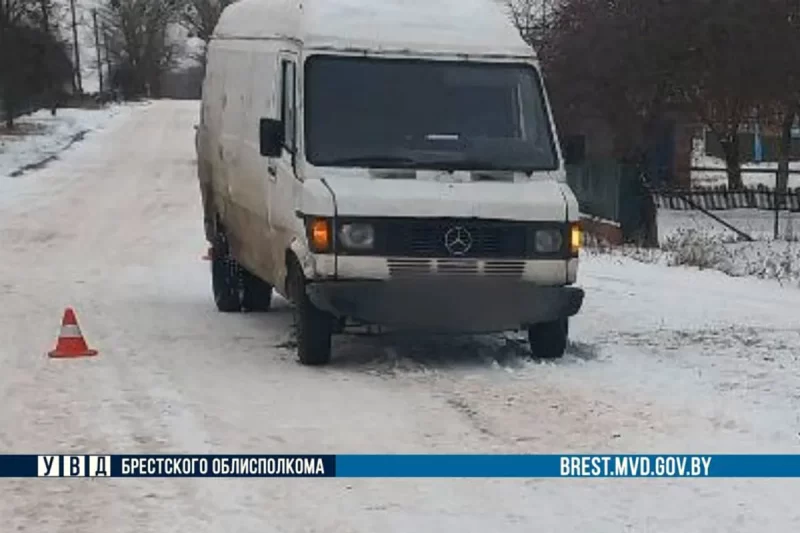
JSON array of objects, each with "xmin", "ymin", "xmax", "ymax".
[{"xmin": 0, "ymin": 122, "xmax": 48, "ymax": 138}]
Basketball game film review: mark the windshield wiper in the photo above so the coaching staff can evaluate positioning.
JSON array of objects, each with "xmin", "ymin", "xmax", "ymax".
[
  {"xmin": 449, "ymin": 157, "xmax": 539, "ymax": 173},
  {"xmin": 442, "ymin": 159, "xmax": 508, "ymax": 171},
  {"xmin": 323, "ymin": 156, "xmax": 418, "ymax": 167}
]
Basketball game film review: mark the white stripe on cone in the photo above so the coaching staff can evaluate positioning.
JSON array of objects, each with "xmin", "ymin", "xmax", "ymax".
[{"xmin": 59, "ymin": 324, "xmax": 83, "ymax": 338}]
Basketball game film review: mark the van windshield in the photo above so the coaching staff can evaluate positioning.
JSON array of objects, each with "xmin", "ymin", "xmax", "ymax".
[{"xmin": 303, "ymin": 56, "xmax": 558, "ymax": 173}]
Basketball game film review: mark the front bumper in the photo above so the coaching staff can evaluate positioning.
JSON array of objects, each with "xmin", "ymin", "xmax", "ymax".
[{"xmin": 305, "ymin": 279, "xmax": 584, "ymax": 334}]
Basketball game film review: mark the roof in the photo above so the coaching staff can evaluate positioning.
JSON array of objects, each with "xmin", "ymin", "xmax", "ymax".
[{"xmin": 213, "ymin": 0, "xmax": 535, "ymax": 58}]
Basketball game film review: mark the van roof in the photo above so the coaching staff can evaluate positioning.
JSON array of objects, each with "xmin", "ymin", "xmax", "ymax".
[{"xmin": 213, "ymin": 0, "xmax": 535, "ymax": 58}]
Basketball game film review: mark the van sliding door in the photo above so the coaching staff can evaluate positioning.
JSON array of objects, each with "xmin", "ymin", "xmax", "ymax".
[{"xmin": 267, "ymin": 49, "xmax": 301, "ymax": 278}]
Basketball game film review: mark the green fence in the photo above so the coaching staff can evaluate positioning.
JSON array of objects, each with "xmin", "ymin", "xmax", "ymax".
[
  {"xmin": 566, "ymin": 159, "xmax": 654, "ymax": 238},
  {"xmin": 566, "ymin": 160, "xmax": 624, "ymax": 223}
]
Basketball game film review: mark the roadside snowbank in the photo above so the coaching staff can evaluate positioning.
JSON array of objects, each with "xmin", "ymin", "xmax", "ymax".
[
  {"xmin": 591, "ymin": 208, "xmax": 800, "ymax": 287},
  {"xmin": 0, "ymin": 104, "xmax": 131, "ymax": 178},
  {"xmin": 657, "ymin": 208, "xmax": 799, "ymax": 242}
]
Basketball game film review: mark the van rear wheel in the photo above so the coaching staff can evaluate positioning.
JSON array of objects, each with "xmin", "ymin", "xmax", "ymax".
[
  {"xmin": 528, "ymin": 318, "xmax": 569, "ymax": 359},
  {"xmin": 288, "ymin": 261, "xmax": 333, "ymax": 366},
  {"xmin": 211, "ymin": 243, "xmax": 243, "ymax": 312}
]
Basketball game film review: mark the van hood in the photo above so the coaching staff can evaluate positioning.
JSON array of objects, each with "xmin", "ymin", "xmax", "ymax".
[{"xmin": 311, "ymin": 168, "xmax": 570, "ymax": 221}]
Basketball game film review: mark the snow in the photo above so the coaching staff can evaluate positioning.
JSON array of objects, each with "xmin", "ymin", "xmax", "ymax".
[
  {"xmin": 595, "ymin": 208, "xmax": 800, "ymax": 287},
  {"xmin": 658, "ymin": 208, "xmax": 798, "ymax": 242},
  {"xmin": 0, "ymin": 104, "xmax": 132, "ymax": 178},
  {"xmin": 1, "ymin": 100, "xmax": 800, "ymax": 531},
  {"xmin": 216, "ymin": 0, "xmax": 534, "ymax": 57},
  {"xmin": 691, "ymin": 138, "xmax": 800, "ymax": 189}
]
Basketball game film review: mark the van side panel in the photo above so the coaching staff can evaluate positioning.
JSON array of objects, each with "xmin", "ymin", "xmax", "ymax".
[
  {"xmin": 218, "ymin": 42, "xmax": 243, "ymax": 247},
  {"xmin": 198, "ymin": 43, "xmax": 227, "ymax": 234},
  {"xmin": 203, "ymin": 36, "xmax": 308, "ymax": 291},
  {"xmin": 206, "ymin": 44, "xmax": 237, "ymax": 225},
  {"xmin": 235, "ymin": 41, "xmax": 283, "ymax": 282},
  {"xmin": 214, "ymin": 40, "xmax": 258, "ymax": 272}
]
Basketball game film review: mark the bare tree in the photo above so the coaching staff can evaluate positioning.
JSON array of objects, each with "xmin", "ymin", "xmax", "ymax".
[
  {"xmin": 758, "ymin": 0, "xmax": 800, "ymax": 200},
  {"xmin": 527, "ymin": 0, "xmax": 785, "ymax": 193},
  {"xmin": 519, "ymin": 0, "xmax": 716, "ymax": 245},
  {"xmin": 33, "ymin": 0, "xmax": 68, "ymax": 112},
  {"xmin": 179, "ymin": 0, "xmax": 236, "ymax": 68},
  {"xmin": 668, "ymin": 0, "xmax": 776, "ymax": 190},
  {"xmin": 1, "ymin": 0, "xmax": 72, "ymax": 128},
  {"xmin": 181, "ymin": 0, "xmax": 235, "ymax": 43},
  {"xmin": 541, "ymin": 0, "xmax": 682, "ymax": 162},
  {"xmin": 1, "ymin": 1, "xmax": 30, "ymax": 127},
  {"xmin": 506, "ymin": 0, "xmax": 557, "ymax": 51},
  {"xmin": 99, "ymin": 0, "xmax": 182, "ymax": 98}
]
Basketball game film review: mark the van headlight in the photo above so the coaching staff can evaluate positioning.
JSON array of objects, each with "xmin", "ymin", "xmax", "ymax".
[
  {"xmin": 339, "ymin": 223, "xmax": 375, "ymax": 250},
  {"xmin": 534, "ymin": 229, "xmax": 564, "ymax": 253}
]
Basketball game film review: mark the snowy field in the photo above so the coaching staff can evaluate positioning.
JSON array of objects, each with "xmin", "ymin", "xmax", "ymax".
[
  {"xmin": 0, "ymin": 104, "xmax": 135, "ymax": 177},
  {"xmin": 657, "ymin": 208, "xmax": 799, "ymax": 242},
  {"xmin": 595, "ymin": 209, "xmax": 800, "ymax": 287},
  {"xmin": 691, "ymin": 141, "xmax": 800, "ymax": 189},
  {"xmin": 1, "ymin": 100, "xmax": 800, "ymax": 531}
]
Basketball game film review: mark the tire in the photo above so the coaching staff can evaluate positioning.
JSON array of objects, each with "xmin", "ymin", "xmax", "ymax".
[
  {"xmin": 288, "ymin": 260, "xmax": 333, "ymax": 366},
  {"xmin": 210, "ymin": 231, "xmax": 242, "ymax": 313},
  {"xmin": 241, "ymin": 269, "xmax": 273, "ymax": 312},
  {"xmin": 528, "ymin": 318, "xmax": 569, "ymax": 359}
]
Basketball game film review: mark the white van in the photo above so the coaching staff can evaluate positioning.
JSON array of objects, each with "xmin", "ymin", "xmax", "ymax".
[{"xmin": 196, "ymin": 0, "xmax": 585, "ymax": 365}]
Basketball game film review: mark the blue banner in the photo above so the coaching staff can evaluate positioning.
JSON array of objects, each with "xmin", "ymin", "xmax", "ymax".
[
  {"xmin": 754, "ymin": 122, "xmax": 764, "ymax": 163},
  {"xmin": 2, "ymin": 454, "xmax": 800, "ymax": 478}
]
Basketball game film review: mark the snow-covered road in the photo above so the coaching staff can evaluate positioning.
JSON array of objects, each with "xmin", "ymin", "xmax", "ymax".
[{"xmin": 1, "ymin": 100, "xmax": 799, "ymax": 532}]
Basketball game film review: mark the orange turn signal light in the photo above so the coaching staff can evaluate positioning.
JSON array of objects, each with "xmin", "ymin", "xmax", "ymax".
[
  {"xmin": 309, "ymin": 218, "xmax": 332, "ymax": 252},
  {"xmin": 570, "ymin": 222, "xmax": 582, "ymax": 255}
]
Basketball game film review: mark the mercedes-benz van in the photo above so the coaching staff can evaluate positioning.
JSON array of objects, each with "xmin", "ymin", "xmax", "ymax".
[{"xmin": 195, "ymin": 0, "xmax": 585, "ymax": 365}]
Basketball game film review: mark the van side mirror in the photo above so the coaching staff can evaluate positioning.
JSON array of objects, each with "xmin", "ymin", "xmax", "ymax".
[
  {"xmin": 561, "ymin": 135, "xmax": 586, "ymax": 166},
  {"xmin": 259, "ymin": 118, "xmax": 283, "ymax": 157}
]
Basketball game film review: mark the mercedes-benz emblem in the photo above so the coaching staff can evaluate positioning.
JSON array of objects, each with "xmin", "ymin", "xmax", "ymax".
[{"xmin": 444, "ymin": 226, "xmax": 473, "ymax": 256}]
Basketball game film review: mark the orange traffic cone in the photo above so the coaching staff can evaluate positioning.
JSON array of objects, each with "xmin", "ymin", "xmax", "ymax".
[{"xmin": 48, "ymin": 308, "xmax": 98, "ymax": 358}]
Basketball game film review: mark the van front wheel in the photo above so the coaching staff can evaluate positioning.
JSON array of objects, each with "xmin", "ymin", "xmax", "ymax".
[
  {"xmin": 527, "ymin": 318, "xmax": 569, "ymax": 359},
  {"xmin": 288, "ymin": 262, "xmax": 332, "ymax": 366}
]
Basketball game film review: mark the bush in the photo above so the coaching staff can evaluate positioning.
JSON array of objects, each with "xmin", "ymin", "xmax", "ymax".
[{"xmin": 661, "ymin": 229, "xmax": 735, "ymax": 271}]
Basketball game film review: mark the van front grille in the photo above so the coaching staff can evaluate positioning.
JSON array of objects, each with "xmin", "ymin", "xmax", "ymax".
[
  {"xmin": 436, "ymin": 259, "xmax": 480, "ymax": 276},
  {"xmin": 333, "ymin": 217, "xmax": 570, "ymax": 260},
  {"xmin": 387, "ymin": 259, "xmax": 432, "ymax": 277},
  {"xmin": 387, "ymin": 259, "xmax": 524, "ymax": 279},
  {"xmin": 483, "ymin": 260, "xmax": 525, "ymax": 277},
  {"xmin": 385, "ymin": 219, "xmax": 528, "ymax": 259}
]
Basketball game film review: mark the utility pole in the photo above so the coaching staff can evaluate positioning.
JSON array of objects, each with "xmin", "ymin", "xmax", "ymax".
[
  {"xmin": 69, "ymin": 0, "xmax": 83, "ymax": 95},
  {"xmin": 103, "ymin": 25, "xmax": 112, "ymax": 80},
  {"xmin": 92, "ymin": 9, "xmax": 103, "ymax": 93},
  {"xmin": 40, "ymin": 0, "xmax": 57, "ymax": 114}
]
